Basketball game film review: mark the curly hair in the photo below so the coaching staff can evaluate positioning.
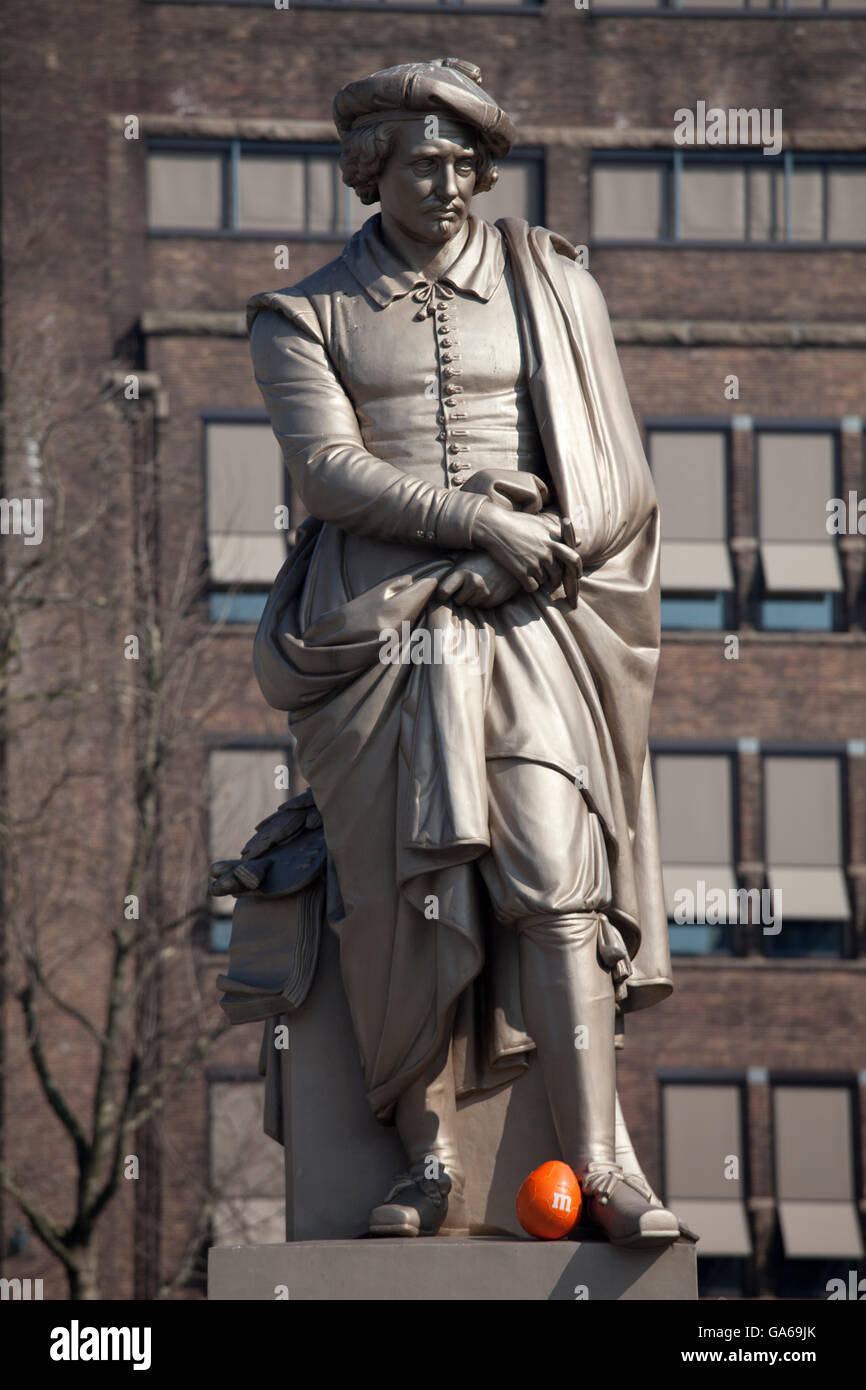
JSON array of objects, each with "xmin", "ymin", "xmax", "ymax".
[{"xmin": 339, "ymin": 115, "xmax": 499, "ymax": 207}]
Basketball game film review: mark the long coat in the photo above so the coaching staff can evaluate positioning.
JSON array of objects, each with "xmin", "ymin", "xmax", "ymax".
[{"xmin": 248, "ymin": 216, "xmax": 672, "ymax": 1123}]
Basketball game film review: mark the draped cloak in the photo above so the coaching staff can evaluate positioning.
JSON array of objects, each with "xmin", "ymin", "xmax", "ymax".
[{"xmin": 248, "ymin": 217, "xmax": 673, "ymax": 1123}]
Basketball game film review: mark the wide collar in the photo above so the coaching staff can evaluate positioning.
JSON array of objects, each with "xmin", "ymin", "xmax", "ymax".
[{"xmin": 341, "ymin": 212, "xmax": 506, "ymax": 308}]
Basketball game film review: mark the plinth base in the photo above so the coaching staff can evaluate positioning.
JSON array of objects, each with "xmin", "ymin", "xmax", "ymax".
[{"xmin": 208, "ymin": 1235, "xmax": 697, "ymax": 1301}]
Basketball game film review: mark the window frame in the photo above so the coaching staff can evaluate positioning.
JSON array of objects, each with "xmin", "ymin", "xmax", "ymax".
[
  {"xmin": 206, "ymin": 1069, "xmax": 288, "ymax": 1250},
  {"xmin": 146, "ymin": 0, "xmax": 544, "ymax": 11},
  {"xmin": 752, "ymin": 421, "xmax": 843, "ymax": 633},
  {"xmin": 148, "ymin": 137, "xmax": 546, "ymax": 238},
  {"xmin": 758, "ymin": 745, "xmax": 853, "ymax": 958},
  {"xmin": 205, "ymin": 738, "xmax": 296, "ymax": 953},
  {"xmin": 768, "ymin": 1072, "xmax": 863, "ymax": 1191},
  {"xmin": 591, "ymin": 0, "xmax": 866, "ymax": 13},
  {"xmin": 201, "ymin": 409, "xmax": 291, "ymax": 625},
  {"xmin": 767, "ymin": 1073, "xmax": 864, "ymax": 1284},
  {"xmin": 650, "ymin": 742, "xmax": 743, "ymax": 956},
  {"xmin": 658, "ymin": 1070, "xmax": 752, "ymax": 1294},
  {"xmin": 591, "ymin": 150, "xmax": 866, "ymax": 249},
  {"xmin": 646, "ymin": 418, "xmax": 735, "ymax": 631}
]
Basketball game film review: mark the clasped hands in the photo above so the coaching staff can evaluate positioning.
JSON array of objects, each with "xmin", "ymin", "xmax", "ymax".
[{"xmin": 437, "ymin": 501, "xmax": 582, "ymax": 610}]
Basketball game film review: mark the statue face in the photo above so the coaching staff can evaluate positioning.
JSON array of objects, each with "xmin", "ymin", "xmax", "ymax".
[{"xmin": 376, "ymin": 117, "xmax": 477, "ymax": 245}]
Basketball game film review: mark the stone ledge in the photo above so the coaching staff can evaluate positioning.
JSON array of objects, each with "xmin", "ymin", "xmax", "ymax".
[
  {"xmin": 112, "ymin": 114, "xmax": 866, "ymax": 154},
  {"xmin": 139, "ymin": 310, "xmax": 866, "ymax": 348},
  {"xmin": 141, "ymin": 310, "xmax": 247, "ymax": 337},
  {"xmin": 615, "ymin": 320, "xmax": 866, "ymax": 348},
  {"xmin": 208, "ymin": 1236, "xmax": 698, "ymax": 1301}
]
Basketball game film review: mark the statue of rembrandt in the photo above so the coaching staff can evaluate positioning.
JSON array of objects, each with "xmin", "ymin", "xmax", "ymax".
[{"xmin": 241, "ymin": 57, "xmax": 693, "ymax": 1250}]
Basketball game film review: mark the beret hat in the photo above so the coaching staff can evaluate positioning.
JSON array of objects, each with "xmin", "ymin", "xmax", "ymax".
[{"xmin": 333, "ymin": 57, "xmax": 516, "ymax": 158}]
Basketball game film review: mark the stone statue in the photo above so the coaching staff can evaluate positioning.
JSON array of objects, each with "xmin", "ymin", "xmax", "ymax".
[{"xmin": 221, "ymin": 57, "xmax": 697, "ymax": 1251}]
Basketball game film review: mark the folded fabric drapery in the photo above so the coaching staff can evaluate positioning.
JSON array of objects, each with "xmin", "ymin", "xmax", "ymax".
[{"xmin": 249, "ymin": 218, "xmax": 672, "ymax": 1123}]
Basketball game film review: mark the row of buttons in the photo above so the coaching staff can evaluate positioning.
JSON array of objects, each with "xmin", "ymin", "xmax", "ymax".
[
  {"xmin": 415, "ymin": 282, "xmax": 470, "ymax": 540},
  {"xmin": 436, "ymin": 301, "xmax": 471, "ymax": 486}
]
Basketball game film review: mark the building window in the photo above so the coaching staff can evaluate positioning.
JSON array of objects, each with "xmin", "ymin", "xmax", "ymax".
[
  {"xmin": 591, "ymin": 161, "xmax": 667, "ymax": 241},
  {"xmin": 148, "ymin": 141, "xmax": 365, "ymax": 236},
  {"xmin": 648, "ymin": 428, "xmax": 733, "ymax": 630},
  {"xmin": 661, "ymin": 1080, "xmax": 751, "ymax": 1295},
  {"xmin": 149, "ymin": 140, "xmax": 544, "ymax": 236},
  {"xmin": 653, "ymin": 752, "xmax": 737, "ymax": 955},
  {"xmin": 473, "ymin": 153, "xmax": 544, "ymax": 225},
  {"xmin": 762, "ymin": 755, "xmax": 849, "ymax": 957},
  {"xmin": 208, "ymin": 747, "xmax": 291, "ymax": 952},
  {"xmin": 204, "ymin": 418, "xmax": 292, "ymax": 624},
  {"xmin": 592, "ymin": 0, "xmax": 866, "ymax": 8},
  {"xmin": 591, "ymin": 153, "xmax": 866, "ymax": 246},
  {"xmin": 209, "ymin": 1078, "xmax": 285, "ymax": 1246},
  {"xmin": 148, "ymin": 149, "xmax": 225, "ymax": 230},
  {"xmin": 150, "ymin": 0, "xmax": 543, "ymax": 7},
  {"xmin": 771, "ymin": 1083, "xmax": 864, "ymax": 1280},
  {"xmin": 755, "ymin": 430, "xmax": 842, "ymax": 632}
]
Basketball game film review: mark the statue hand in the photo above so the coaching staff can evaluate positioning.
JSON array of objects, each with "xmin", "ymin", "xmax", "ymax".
[
  {"xmin": 438, "ymin": 550, "xmax": 521, "ymax": 609},
  {"xmin": 471, "ymin": 501, "xmax": 582, "ymax": 597}
]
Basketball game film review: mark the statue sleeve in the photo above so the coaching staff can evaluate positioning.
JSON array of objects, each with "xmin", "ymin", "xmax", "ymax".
[{"xmin": 249, "ymin": 306, "xmax": 487, "ymax": 550}]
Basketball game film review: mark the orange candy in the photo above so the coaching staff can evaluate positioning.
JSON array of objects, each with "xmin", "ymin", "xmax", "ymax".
[{"xmin": 516, "ymin": 1160, "xmax": 582, "ymax": 1240}]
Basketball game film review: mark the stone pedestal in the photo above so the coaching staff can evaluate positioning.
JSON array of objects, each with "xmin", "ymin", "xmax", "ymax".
[
  {"xmin": 265, "ymin": 924, "xmax": 563, "ymax": 1240},
  {"xmin": 209, "ymin": 1235, "xmax": 698, "ymax": 1301}
]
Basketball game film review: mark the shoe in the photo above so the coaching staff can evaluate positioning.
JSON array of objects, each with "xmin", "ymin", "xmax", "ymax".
[
  {"xmin": 579, "ymin": 1163, "xmax": 681, "ymax": 1250},
  {"xmin": 623, "ymin": 1171, "xmax": 700, "ymax": 1244},
  {"xmin": 368, "ymin": 1165, "xmax": 460, "ymax": 1237}
]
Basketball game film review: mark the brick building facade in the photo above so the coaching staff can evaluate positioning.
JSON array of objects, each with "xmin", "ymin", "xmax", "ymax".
[{"xmin": 1, "ymin": 0, "xmax": 865, "ymax": 1300}]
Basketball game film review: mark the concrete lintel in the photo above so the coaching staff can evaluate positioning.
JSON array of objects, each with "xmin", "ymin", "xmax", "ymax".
[
  {"xmin": 112, "ymin": 114, "xmax": 866, "ymax": 155},
  {"xmin": 614, "ymin": 320, "xmax": 866, "ymax": 348},
  {"xmin": 141, "ymin": 310, "xmax": 247, "ymax": 337},
  {"xmin": 139, "ymin": 311, "xmax": 866, "ymax": 349}
]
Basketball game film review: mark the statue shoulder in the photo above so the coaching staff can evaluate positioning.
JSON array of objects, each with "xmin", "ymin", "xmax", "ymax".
[
  {"xmin": 542, "ymin": 226, "xmax": 582, "ymax": 265},
  {"xmin": 499, "ymin": 215, "xmax": 585, "ymax": 270},
  {"xmin": 247, "ymin": 251, "xmax": 353, "ymax": 339}
]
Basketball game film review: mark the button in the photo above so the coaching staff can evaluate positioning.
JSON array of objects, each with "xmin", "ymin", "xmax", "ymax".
[
  {"xmin": 449, "ymin": 443, "xmax": 469, "ymax": 454},
  {"xmin": 415, "ymin": 530, "xmax": 425, "ymax": 539},
  {"xmin": 439, "ymin": 336, "xmax": 454, "ymax": 346}
]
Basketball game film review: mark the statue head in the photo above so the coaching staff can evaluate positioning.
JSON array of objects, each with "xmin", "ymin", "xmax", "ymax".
[{"xmin": 334, "ymin": 58, "xmax": 516, "ymax": 245}]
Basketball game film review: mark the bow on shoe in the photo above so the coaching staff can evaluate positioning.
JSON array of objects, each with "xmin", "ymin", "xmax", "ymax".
[
  {"xmin": 580, "ymin": 1164, "xmax": 656, "ymax": 1208},
  {"xmin": 383, "ymin": 1170, "xmax": 451, "ymax": 1206}
]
